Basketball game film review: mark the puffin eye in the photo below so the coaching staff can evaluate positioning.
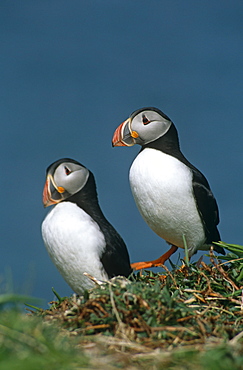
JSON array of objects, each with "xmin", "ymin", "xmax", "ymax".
[
  {"xmin": 142, "ymin": 114, "xmax": 151, "ymax": 125},
  {"xmin": 64, "ymin": 166, "xmax": 71, "ymax": 175}
]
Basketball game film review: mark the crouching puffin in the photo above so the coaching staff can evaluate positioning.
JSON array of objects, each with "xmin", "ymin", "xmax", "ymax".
[
  {"xmin": 41, "ymin": 158, "xmax": 132, "ymax": 294},
  {"xmin": 112, "ymin": 107, "xmax": 224, "ymax": 270}
]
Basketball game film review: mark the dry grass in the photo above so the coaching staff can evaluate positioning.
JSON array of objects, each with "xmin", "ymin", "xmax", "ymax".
[{"xmin": 25, "ymin": 244, "xmax": 243, "ymax": 368}]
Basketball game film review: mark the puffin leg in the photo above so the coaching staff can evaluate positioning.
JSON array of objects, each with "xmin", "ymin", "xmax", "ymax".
[{"xmin": 131, "ymin": 245, "xmax": 178, "ymax": 271}]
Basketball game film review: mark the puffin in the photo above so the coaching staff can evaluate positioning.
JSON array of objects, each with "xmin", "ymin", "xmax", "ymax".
[
  {"xmin": 41, "ymin": 158, "xmax": 132, "ymax": 294},
  {"xmin": 112, "ymin": 107, "xmax": 224, "ymax": 270}
]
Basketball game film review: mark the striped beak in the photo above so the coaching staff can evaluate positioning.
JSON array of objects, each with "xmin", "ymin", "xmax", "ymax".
[{"xmin": 112, "ymin": 118, "xmax": 138, "ymax": 147}]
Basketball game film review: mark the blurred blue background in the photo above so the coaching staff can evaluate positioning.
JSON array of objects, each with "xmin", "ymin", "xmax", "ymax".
[{"xmin": 1, "ymin": 1, "xmax": 242, "ymax": 306}]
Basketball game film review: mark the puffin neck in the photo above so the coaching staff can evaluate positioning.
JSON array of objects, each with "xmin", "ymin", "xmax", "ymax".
[
  {"xmin": 142, "ymin": 123, "xmax": 180, "ymax": 153},
  {"xmin": 141, "ymin": 123, "xmax": 192, "ymax": 166},
  {"xmin": 64, "ymin": 172, "xmax": 106, "ymax": 223}
]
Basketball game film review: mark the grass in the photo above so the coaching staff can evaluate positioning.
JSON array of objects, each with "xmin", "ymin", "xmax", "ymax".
[
  {"xmin": 0, "ymin": 242, "xmax": 243, "ymax": 369},
  {"xmin": 0, "ymin": 309, "xmax": 89, "ymax": 369}
]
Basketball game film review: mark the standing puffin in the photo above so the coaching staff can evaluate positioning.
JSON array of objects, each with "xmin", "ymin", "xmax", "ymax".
[
  {"xmin": 41, "ymin": 158, "xmax": 132, "ymax": 294},
  {"xmin": 112, "ymin": 107, "xmax": 224, "ymax": 270}
]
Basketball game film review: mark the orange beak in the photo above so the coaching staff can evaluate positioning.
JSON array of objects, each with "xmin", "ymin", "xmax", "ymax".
[
  {"xmin": 42, "ymin": 175, "xmax": 65, "ymax": 207},
  {"xmin": 112, "ymin": 118, "xmax": 137, "ymax": 147},
  {"xmin": 112, "ymin": 121, "xmax": 127, "ymax": 147}
]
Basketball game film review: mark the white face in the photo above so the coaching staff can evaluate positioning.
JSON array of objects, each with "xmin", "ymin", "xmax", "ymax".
[
  {"xmin": 53, "ymin": 162, "xmax": 89, "ymax": 196},
  {"xmin": 130, "ymin": 109, "xmax": 172, "ymax": 145}
]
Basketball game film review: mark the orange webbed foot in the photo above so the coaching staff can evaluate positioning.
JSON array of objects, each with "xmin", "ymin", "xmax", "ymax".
[{"xmin": 131, "ymin": 245, "xmax": 178, "ymax": 271}]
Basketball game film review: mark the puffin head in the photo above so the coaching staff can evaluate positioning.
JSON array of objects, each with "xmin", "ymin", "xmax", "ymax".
[
  {"xmin": 43, "ymin": 158, "xmax": 89, "ymax": 207},
  {"xmin": 112, "ymin": 107, "xmax": 172, "ymax": 147}
]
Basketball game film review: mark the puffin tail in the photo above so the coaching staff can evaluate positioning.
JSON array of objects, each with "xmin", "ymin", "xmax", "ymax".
[{"xmin": 213, "ymin": 243, "xmax": 225, "ymax": 255}]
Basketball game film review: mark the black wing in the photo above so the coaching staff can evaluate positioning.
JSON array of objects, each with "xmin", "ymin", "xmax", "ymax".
[
  {"xmin": 100, "ymin": 222, "xmax": 133, "ymax": 278},
  {"xmin": 192, "ymin": 169, "xmax": 225, "ymax": 255}
]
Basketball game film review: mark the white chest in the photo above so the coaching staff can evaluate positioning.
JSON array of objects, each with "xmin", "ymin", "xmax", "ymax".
[
  {"xmin": 129, "ymin": 148, "xmax": 205, "ymax": 254},
  {"xmin": 41, "ymin": 202, "xmax": 108, "ymax": 294}
]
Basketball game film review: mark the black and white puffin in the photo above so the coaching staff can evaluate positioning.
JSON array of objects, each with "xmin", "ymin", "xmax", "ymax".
[
  {"xmin": 112, "ymin": 107, "xmax": 224, "ymax": 270},
  {"xmin": 41, "ymin": 158, "xmax": 132, "ymax": 294}
]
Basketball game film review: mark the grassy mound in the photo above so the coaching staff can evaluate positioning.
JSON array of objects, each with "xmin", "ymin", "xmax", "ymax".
[
  {"xmin": 0, "ymin": 242, "xmax": 242, "ymax": 369},
  {"xmin": 30, "ymin": 243, "xmax": 243, "ymax": 368}
]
